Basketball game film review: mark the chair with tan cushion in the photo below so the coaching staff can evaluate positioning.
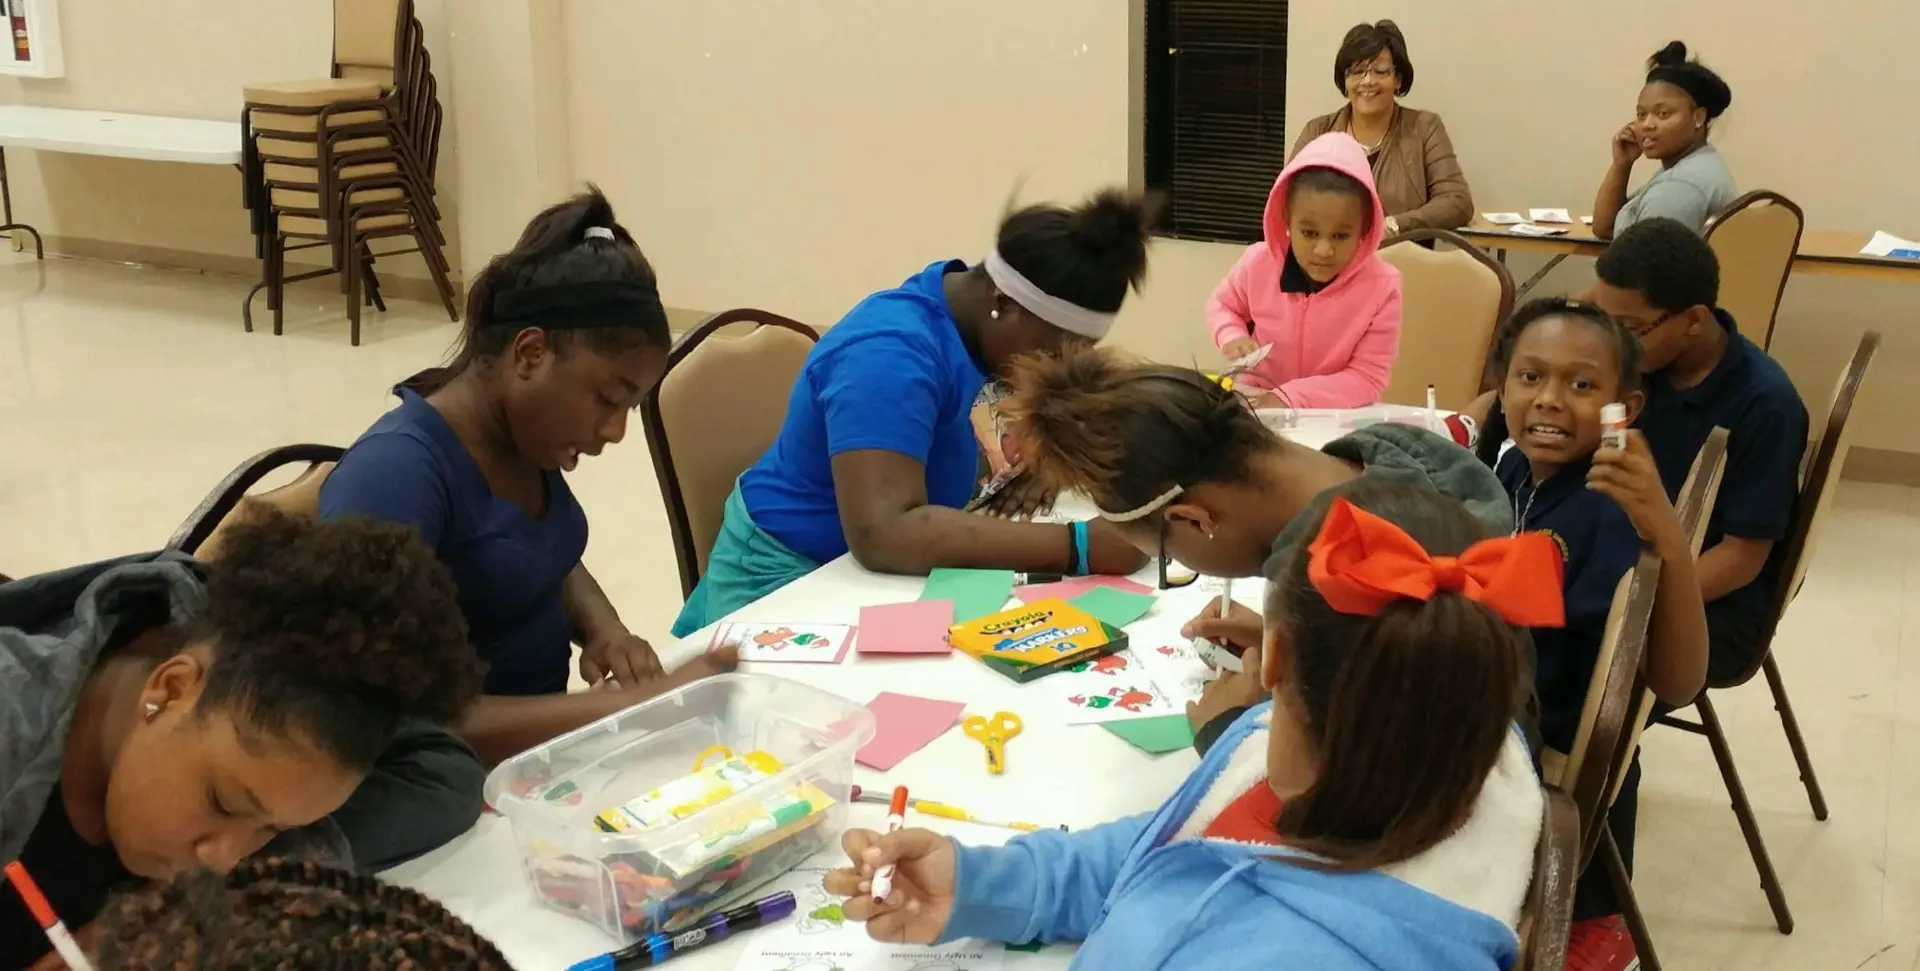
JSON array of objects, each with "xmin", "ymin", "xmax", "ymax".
[
  {"xmin": 1377, "ymin": 228, "xmax": 1514, "ymax": 410},
  {"xmin": 640, "ymin": 310, "xmax": 820, "ymax": 597},
  {"xmin": 168, "ymin": 445, "xmax": 346, "ymax": 560},
  {"xmin": 1652, "ymin": 328, "xmax": 1879, "ymax": 939},
  {"xmin": 1705, "ymin": 191, "xmax": 1804, "ymax": 352}
]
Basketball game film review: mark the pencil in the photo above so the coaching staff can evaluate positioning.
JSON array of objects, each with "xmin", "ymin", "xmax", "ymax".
[{"xmin": 5, "ymin": 861, "xmax": 96, "ymax": 971}]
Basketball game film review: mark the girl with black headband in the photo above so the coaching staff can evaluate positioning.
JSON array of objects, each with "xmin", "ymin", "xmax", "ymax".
[
  {"xmin": 671, "ymin": 189, "xmax": 1156, "ymax": 635},
  {"xmin": 1592, "ymin": 41, "xmax": 1737, "ymax": 239},
  {"xmin": 320, "ymin": 188, "xmax": 735, "ymax": 767}
]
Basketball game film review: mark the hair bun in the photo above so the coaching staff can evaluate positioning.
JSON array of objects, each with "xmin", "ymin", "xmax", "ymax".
[
  {"xmin": 1648, "ymin": 40, "xmax": 1689, "ymax": 68},
  {"xmin": 1069, "ymin": 189, "xmax": 1152, "ymax": 255}
]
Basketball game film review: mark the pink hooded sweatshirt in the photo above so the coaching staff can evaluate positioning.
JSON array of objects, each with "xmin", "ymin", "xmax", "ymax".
[{"xmin": 1206, "ymin": 132, "xmax": 1402, "ymax": 407}]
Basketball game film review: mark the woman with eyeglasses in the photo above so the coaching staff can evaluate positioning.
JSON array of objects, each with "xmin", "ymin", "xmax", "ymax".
[
  {"xmin": 1290, "ymin": 20, "xmax": 1473, "ymax": 237},
  {"xmin": 998, "ymin": 344, "xmax": 1517, "ymax": 753}
]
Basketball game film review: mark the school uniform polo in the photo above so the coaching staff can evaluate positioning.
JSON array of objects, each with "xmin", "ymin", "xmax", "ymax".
[
  {"xmin": 1497, "ymin": 451, "xmax": 1642, "ymax": 754},
  {"xmin": 320, "ymin": 389, "xmax": 589, "ymax": 696},
  {"xmin": 739, "ymin": 259, "xmax": 990, "ymax": 565},
  {"xmin": 1638, "ymin": 308, "xmax": 1808, "ymax": 684}
]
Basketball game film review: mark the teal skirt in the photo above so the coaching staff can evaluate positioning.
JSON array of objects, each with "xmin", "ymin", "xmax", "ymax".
[{"xmin": 671, "ymin": 483, "xmax": 822, "ymax": 638}]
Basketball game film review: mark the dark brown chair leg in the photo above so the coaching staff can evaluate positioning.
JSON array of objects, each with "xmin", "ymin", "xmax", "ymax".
[
  {"xmin": 1763, "ymin": 655, "xmax": 1828, "ymax": 821},
  {"xmin": 1602, "ymin": 828, "xmax": 1660, "ymax": 971},
  {"xmin": 271, "ymin": 233, "xmax": 287, "ymax": 337},
  {"xmin": 346, "ymin": 230, "xmax": 363, "ymax": 348},
  {"xmin": 1697, "ymin": 695, "xmax": 1795, "ymax": 934}
]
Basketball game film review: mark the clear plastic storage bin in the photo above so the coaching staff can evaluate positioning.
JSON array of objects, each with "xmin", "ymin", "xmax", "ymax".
[{"xmin": 484, "ymin": 673, "xmax": 874, "ymax": 941}]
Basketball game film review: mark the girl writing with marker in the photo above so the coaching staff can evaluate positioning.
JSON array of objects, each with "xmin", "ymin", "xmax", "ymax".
[{"xmin": 825, "ymin": 479, "xmax": 1552, "ymax": 970}]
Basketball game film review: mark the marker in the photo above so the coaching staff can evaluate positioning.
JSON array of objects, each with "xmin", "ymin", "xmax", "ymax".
[
  {"xmin": 869, "ymin": 786, "xmax": 909, "ymax": 902},
  {"xmin": 5, "ymin": 862, "xmax": 97, "ymax": 971},
  {"xmin": 1014, "ymin": 572, "xmax": 1064, "ymax": 585},
  {"xmin": 566, "ymin": 890, "xmax": 796, "ymax": 970},
  {"xmin": 1197, "ymin": 579, "xmax": 1245, "ymax": 674},
  {"xmin": 850, "ymin": 787, "xmax": 1068, "ymax": 832},
  {"xmin": 1425, "ymin": 384, "xmax": 1439, "ymax": 432}
]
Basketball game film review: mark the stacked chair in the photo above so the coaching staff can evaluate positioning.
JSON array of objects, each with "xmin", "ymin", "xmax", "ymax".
[{"xmin": 240, "ymin": 0, "xmax": 456, "ymax": 346}]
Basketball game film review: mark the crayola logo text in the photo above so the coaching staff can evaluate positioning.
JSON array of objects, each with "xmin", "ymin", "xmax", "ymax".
[{"xmin": 978, "ymin": 609, "xmax": 1052, "ymax": 635}]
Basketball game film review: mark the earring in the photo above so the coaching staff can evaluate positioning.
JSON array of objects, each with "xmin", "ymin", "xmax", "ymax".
[
  {"xmin": 990, "ymin": 309, "xmax": 1001, "ymax": 320},
  {"xmin": 143, "ymin": 702, "xmax": 160, "ymax": 720}
]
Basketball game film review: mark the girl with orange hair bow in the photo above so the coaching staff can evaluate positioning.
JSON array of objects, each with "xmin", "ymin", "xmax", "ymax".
[{"xmin": 820, "ymin": 479, "xmax": 1554, "ymax": 971}]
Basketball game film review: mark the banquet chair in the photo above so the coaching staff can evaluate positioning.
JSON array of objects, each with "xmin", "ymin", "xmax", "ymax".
[
  {"xmin": 640, "ymin": 310, "xmax": 819, "ymax": 597},
  {"xmin": 1517, "ymin": 786, "xmax": 1582, "ymax": 971},
  {"xmin": 1377, "ymin": 228, "xmax": 1513, "ymax": 411},
  {"xmin": 168, "ymin": 444, "xmax": 346, "ymax": 560},
  {"xmin": 1652, "ymin": 329, "xmax": 1879, "ymax": 935},
  {"xmin": 1704, "ymin": 191, "xmax": 1804, "ymax": 352}
]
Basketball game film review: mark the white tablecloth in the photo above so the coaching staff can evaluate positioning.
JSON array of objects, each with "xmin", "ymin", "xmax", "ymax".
[{"xmin": 384, "ymin": 407, "xmax": 1434, "ymax": 969}]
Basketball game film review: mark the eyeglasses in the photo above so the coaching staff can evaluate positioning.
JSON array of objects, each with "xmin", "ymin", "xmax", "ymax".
[
  {"xmin": 1344, "ymin": 65, "xmax": 1395, "ymax": 81},
  {"xmin": 1157, "ymin": 516, "xmax": 1198, "ymax": 590},
  {"xmin": 1624, "ymin": 311, "xmax": 1677, "ymax": 338}
]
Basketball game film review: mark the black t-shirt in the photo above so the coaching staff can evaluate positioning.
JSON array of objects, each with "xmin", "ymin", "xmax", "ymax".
[{"xmin": 0, "ymin": 784, "xmax": 133, "ymax": 971}]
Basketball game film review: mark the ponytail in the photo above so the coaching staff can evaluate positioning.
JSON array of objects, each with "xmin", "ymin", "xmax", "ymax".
[
  {"xmin": 999, "ymin": 344, "xmax": 1274, "ymax": 521},
  {"xmin": 1266, "ymin": 478, "xmax": 1531, "ymax": 871},
  {"xmin": 438, "ymin": 185, "xmax": 666, "ymax": 386}
]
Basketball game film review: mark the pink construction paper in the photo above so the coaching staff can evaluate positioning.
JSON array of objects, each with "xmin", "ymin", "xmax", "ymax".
[
  {"xmin": 857, "ymin": 692, "xmax": 967, "ymax": 770},
  {"xmin": 856, "ymin": 600, "xmax": 955, "ymax": 655},
  {"xmin": 1014, "ymin": 575, "xmax": 1153, "ymax": 604}
]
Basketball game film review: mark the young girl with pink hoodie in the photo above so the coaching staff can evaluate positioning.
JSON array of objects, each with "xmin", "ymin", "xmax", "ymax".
[{"xmin": 1208, "ymin": 132, "xmax": 1402, "ymax": 408}]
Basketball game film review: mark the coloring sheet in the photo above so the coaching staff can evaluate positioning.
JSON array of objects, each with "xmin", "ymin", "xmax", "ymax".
[
  {"xmin": 720, "ymin": 623, "xmax": 857, "ymax": 664},
  {"xmin": 732, "ymin": 867, "xmax": 1005, "ymax": 971},
  {"xmin": 1046, "ymin": 649, "xmax": 1180, "ymax": 725},
  {"xmin": 1134, "ymin": 640, "xmax": 1223, "ymax": 702}
]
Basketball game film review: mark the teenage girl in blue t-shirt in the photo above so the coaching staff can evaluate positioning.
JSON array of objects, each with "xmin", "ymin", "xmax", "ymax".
[
  {"xmin": 675, "ymin": 191, "xmax": 1157, "ymax": 634},
  {"xmin": 322, "ymin": 190, "xmax": 734, "ymax": 765}
]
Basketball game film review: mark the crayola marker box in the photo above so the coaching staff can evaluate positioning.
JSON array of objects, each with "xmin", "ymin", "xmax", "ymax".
[{"xmin": 946, "ymin": 598, "xmax": 1128, "ymax": 683}]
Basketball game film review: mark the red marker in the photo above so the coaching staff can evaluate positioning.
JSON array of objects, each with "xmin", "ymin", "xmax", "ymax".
[
  {"xmin": 870, "ymin": 786, "xmax": 909, "ymax": 902},
  {"xmin": 6, "ymin": 861, "xmax": 96, "ymax": 971}
]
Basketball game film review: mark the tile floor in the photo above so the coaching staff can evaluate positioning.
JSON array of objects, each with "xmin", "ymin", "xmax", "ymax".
[{"xmin": 3, "ymin": 255, "xmax": 1915, "ymax": 970}]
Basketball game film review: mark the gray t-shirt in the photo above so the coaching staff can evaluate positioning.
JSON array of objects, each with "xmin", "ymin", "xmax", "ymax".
[{"xmin": 1616, "ymin": 143, "xmax": 1738, "ymax": 235}]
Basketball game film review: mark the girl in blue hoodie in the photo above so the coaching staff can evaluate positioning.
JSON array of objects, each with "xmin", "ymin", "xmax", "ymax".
[{"xmin": 825, "ymin": 477, "xmax": 1559, "ymax": 971}]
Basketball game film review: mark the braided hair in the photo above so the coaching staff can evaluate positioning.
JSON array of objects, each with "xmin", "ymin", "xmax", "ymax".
[{"xmin": 97, "ymin": 859, "xmax": 515, "ymax": 971}]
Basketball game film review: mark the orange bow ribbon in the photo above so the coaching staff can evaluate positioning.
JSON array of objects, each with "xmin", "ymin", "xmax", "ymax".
[{"xmin": 1306, "ymin": 497, "xmax": 1566, "ymax": 627}]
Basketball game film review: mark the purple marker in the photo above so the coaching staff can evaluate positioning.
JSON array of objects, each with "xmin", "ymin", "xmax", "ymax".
[{"xmin": 567, "ymin": 891, "xmax": 797, "ymax": 970}]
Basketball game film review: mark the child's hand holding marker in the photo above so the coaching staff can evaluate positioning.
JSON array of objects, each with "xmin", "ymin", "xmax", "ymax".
[{"xmin": 825, "ymin": 827, "xmax": 957, "ymax": 946}]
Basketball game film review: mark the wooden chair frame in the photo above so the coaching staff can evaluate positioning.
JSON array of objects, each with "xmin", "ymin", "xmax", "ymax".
[
  {"xmin": 638, "ymin": 309, "xmax": 819, "ymax": 597},
  {"xmin": 1519, "ymin": 786, "xmax": 1583, "ymax": 971},
  {"xmin": 1703, "ymin": 190, "xmax": 1805, "ymax": 352},
  {"xmin": 1380, "ymin": 227, "xmax": 1516, "ymax": 405}
]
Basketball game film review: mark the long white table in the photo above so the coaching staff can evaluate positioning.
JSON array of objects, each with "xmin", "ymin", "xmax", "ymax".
[
  {"xmin": 0, "ymin": 104, "xmax": 244, "ymax": 258},
  {"xmin": 385, "ymin": 409, "xmax": 1421, "ymax": 970}
]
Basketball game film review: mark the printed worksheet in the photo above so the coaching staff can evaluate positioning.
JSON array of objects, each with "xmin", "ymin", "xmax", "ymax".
[
  {"xmin": 718, "ymin": 623, "xmax": 857, "ymax": 664},
  {"xmin": 1134, "ymin": 640, "xmax": 1224, "ymax": 701},
  {"xmin": 733, "ymin": 867, "xmax": 1005, "ymax": 971},
  {"xmin": 1045, "ymin": 649, "xmax": 1180, "ymax": 725}
]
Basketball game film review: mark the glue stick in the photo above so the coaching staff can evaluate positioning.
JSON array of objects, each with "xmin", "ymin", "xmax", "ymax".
[{"xmin": 1601, "ymin": 402, "xmax": 1628, "ymax": 452}]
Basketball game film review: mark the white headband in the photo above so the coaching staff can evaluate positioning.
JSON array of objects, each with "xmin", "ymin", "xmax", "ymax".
[
  {"xmin": 983, "ymin": 248, "xmax": 1117, "ymax": 340},
  {"xmin": 1098, "ymin": 485, "xmax": 1185, "ymax": 523},
  {"xmin": 583, "ymin": 226, "xmax": 615, "ymax": 240}
]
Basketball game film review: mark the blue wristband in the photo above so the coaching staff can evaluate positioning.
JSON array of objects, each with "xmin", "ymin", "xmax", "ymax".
[{"xmin": 1070, "ymin": 521, "xmax": 1091, "ymax": 576}]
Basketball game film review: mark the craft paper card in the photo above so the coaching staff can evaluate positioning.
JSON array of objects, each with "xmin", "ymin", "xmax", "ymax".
[
  {"xmin": 856, "ymin": 600, "xmax": 954, "ymax": 655},
  {"xmin": 1581, "ymin": 215, "xmax": 1595, "ymax": 225},
  {"xmin": 1069, "ymin": 586, "xmax": 1157, "ymax": 629},
  {"xmin": 1482, "ymin": 212, "xmax": 1525, "ymax": 225},
  {"xmin": 1528, "ymin": 207, "xmax": 1573, "ymax": 224},
  {"xmin": 1510, "ymin": 223, "xmax": 1570, "ymax": 237},
  {"xmin": 1104, "ymin": 714, "xmax": 1197, "ymax": 755},
  {"xmin": 736, "ymin": 865, "xmax": 1007, "ymax": 971},
  {"xmin": 856, "ymin": 692, "xmax": 966, "ymax": 770},
  {"xmin": 1014, "ymin": 575, "xmax": 1151, "ymax": 605},
  {"xmin": 1049, "ymin": 650, "xmax": 1178, "ymax": 725},
  {"xmin": 718, "ymin": 622, "xmax": 855, "ymax": 664},
  {"xmin": 1232, "ymin": 342, "xmax": 1273, "ymax": 368},
  {"xmin": 921, "ymin": 568, "xmax": 1016, "ymax": 623}
]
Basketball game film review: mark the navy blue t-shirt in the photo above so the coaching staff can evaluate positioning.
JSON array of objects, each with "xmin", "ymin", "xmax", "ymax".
[
  {"xmin": 739, "ymin": 260, "xmax": 990, "ymax": 564},
  {"xmin": 320, "ymin": 389, "xmax": 589, "ymax": 696},
  {"xmin": 1499, "ymin": 450, "xmax": 1643, "ymax": 753},
  {"xmin": 1638, "ymin": 309, "xmax": 1807, "ymax": 681}
]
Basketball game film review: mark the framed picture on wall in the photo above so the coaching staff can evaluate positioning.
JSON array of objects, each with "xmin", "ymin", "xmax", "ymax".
[{"xmin": 0, "ymin": 0, "xmax": 62, "ymax": 79}]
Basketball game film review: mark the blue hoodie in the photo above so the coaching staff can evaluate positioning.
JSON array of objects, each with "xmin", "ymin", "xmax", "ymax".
[{"xmin": 937, "ymin": 704, "xmax": 1542, "ymax": 970}]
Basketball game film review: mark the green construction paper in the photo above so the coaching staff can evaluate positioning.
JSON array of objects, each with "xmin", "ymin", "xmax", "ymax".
[
  {"xmin": 921, "ymin": 568, "xmax": 1016, "ymax": 623},
  {"xmin": 1069, "ymin": 586, "xmax": 1157, "ymax": 629},
  {"xmin": 1006, "ymin": 940, "xmax": 1046, "ymax": 953},
  {"xmin": 1103, "ymin": 714, "xmax": 1196, "ymax": 754}
]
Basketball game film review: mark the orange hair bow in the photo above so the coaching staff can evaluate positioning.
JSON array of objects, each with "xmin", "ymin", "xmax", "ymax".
[{"xmin": 1306, "ymin": 497, "xmax": 1566, "ymax": 627}]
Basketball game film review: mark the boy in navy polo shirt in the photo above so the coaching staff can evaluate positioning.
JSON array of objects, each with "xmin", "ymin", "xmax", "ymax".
[
  {"xmin": 1480, "ymin": 297, "xmax": 1709, "ymax": 971},
  {"xmin": 1587, "ymin": 217, "xmax": 1810, "ymax": 685}
]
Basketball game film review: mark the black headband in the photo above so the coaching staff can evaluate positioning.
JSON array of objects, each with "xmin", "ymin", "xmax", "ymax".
[
  {"xmin": 1646, "ymin": 65, "xmax": 1729, "ymax": 119},
  {"xmin": 493, "ymin": 279, "xmax": 668, "ymax": 333}
]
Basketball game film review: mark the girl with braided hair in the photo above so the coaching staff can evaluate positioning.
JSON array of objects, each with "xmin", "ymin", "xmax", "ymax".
[{"xmin": 96, "ymin": 859, "xmax": 515, "ymax": 971}]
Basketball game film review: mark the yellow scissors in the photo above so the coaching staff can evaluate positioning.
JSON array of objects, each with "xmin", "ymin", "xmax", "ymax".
[{"xmin": 962, "ymin": 711, "xmax": 1022, "ymax": 775}]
